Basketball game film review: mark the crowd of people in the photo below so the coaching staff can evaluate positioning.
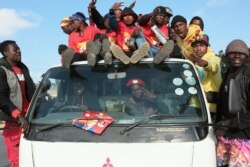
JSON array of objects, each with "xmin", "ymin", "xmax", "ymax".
[
  {"xmin": 0, "ymin": 0, "xmax": 250, "ymax": 167},
  {"xmin": 57, "ymin": 0, "xmax": 235, "ymax": 117},
  {"xmin": 57, "ymin": 1, "xmax": 250, "ymax": 165},
  {"xmin": 58, "ymin": 0, "xmax": 178, "ymax": 66}
]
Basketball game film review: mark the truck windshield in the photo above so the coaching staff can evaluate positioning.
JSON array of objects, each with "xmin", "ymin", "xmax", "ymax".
[{"xmin": 29, "ymin": 59, "xmax": 207, "ymax": 125}]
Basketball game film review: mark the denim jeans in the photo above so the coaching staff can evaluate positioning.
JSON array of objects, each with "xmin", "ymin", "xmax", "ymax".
[{"xmin": 135, "ymin": 32, "xmax": 159, "ymax": 57}]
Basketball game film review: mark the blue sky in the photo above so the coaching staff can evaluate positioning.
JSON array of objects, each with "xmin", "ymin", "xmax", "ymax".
[{"xmin": 0, "ymin": 0, "xmax": 249, "ymax": 82}]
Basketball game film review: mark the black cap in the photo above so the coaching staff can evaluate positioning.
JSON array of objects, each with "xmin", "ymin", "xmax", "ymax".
[
  {"xmin": 171, "ymin": 15, "xmax": 187, "ymax": 28},
  {"xmin": 165, "ymin": 7, "xmax": 173, "ymax": 17},
  {"xmin": 121, "ymin": 7, "xmax": 138, "ymax": 22},
  {"xmin": 153, "ymin": 6, "xmax": 167, "ymax": 17},
  {"xmin": 58, "ymin": 44, "xmax": 68, "ymax": 55}
]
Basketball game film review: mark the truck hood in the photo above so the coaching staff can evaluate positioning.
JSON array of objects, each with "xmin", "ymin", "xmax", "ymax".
[{"xmin": 21, "ymin": 137, "xmax": 216, "ymax": 167}]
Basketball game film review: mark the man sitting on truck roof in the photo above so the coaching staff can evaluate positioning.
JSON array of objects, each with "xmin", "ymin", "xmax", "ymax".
[
  {"xmin": 137, "ymin": 6, "xmax": 174, "ymax": 64},
  {"xmin": 109, "ymin": 5, "xmax": 150, "ymax": 64}
]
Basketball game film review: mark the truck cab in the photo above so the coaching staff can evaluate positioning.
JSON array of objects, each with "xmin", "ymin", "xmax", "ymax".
[{"xmin": 3, "ymin": 58, "xmax": 217, "ymax": 166}]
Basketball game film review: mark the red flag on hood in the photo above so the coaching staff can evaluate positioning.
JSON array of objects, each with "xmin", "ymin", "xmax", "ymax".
[{"xmin": 72, "ymin": 110, "xmax": 114, "ymax": 134}]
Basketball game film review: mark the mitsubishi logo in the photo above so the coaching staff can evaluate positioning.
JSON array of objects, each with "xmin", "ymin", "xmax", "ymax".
[{"xmin": 103, "ymin": 157, "xmax": 114, "ymax": 167}]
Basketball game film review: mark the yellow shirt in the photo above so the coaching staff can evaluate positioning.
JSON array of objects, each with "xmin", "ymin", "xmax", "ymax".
[
  {"xmin": 196, "ymin": 51, "xmax": 222, "ymax": 113},
  {"xmin": 176, "ymin": 24, "xmax": 213, "ymax": 62}
]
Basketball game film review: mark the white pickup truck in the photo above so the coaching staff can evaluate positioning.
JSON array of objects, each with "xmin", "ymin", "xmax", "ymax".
[{"xmin": 2, "ymin": 58, "xmax": 226, "ymax": 167}]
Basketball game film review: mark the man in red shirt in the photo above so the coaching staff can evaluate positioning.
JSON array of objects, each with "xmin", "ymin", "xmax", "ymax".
[
  {"xmin": 109, "ymin": 5, "xmax": 150, "ymax": 64},
  {"xmin": 137, "ymin": 6, "xmax": 174, "ymax": 64},
  {"xmin": 0, "ymin": 40, "xmax": 36, "ymax": 167},
  {"xmin": 64, "ymin": 12, "xmax": 106, "ymax": 67}
]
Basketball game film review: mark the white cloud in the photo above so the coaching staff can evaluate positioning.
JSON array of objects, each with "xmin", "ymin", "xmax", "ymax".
[{"xmin": 0, "ymin": 8, "xmax": 40, "ymax": 37}]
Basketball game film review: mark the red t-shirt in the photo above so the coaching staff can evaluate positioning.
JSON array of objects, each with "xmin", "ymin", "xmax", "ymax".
[
  {"xmin": 100, "ymin": 29, "xmax": 117, "ymax": 44},
  {"xmin": 140, "ymin": 23, "xmax": 169, "ymax": 48},
  {"xmin": 68, "ymin": 26, "xmax": 102, "ymax": 53},
  {"xmin": 12, "ymin": 66, "xmax": 30, "ymax": 114},
  {"xmin": 115, "ymin": 22, "xmax": 137, "ymax": 52}
]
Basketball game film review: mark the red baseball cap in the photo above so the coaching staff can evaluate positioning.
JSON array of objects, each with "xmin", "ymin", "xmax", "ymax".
[{"xmin": 127, "ymin": 78, "xmax": 145, "ymax": 89}]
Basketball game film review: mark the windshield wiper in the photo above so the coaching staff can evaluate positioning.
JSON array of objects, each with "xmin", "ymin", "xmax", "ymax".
[
  {"xmin": 36, "ymin": 123, "xmax": 64, "ymax": 133},
  {"xmin": 120, "ymin": 114, "xmax": 190, "ymax": 135},
  {"xmin": 35, "ymin": 118, "xmax": 74, "ymax": 132},
  {"xmin": 120, "ymin": 114, "xmax": 168, "ymax": 135}
]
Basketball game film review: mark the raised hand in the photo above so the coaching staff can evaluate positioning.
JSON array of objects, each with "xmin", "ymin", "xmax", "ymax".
[
  {"xmin": 89, "ymin": 0, "xmax": 97, "ymax": 8},
  {"xmin": 129, "ymin": 0, "xmax": 136, "ymax": 9},
  {"xmin": 91, "ymin": 0, "xmax": 97, "ymax": 5},
  {"xmin": 111, "ymin": 2, "xmax": 124, "ymax": 10},
  {"xmin": 194, "ymin": 55, "xmax": 208, "ymax": 67}
]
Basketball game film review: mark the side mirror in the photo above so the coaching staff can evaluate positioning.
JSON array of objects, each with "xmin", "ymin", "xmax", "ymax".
[
  {"xmin": 0, "ymin": 109, "xmax": 16, "ymax": 122},
  {"xmin": 228, "ymin": 79, "xmax": 241, "ymax": 114},
  {"xmin": 41, "ymin": 81, "xmax": 51, "ymax": 93}
]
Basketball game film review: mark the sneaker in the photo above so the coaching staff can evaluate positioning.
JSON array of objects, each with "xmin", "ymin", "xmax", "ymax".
[
  {"xmin": 62, "ymin": 48, "xmax": 74, "ymax": 68},
  {"xmin": 102, "ymin": 38, "xmax": 111, "ymax": 53},
  {"xmin": 104, "ymin": 51, "xmax": 113, "ymax": 65},
  {"xmin": 93, "ymin": 40, "xmax": 102, "ymax": 54},
  {"xmin": 110, "ymin": 44, "xmax": 130, "ymax": 64},
  {"xmin": 130, "ymin": 42, "xmax": 150, "ymax": 64},
  {"xmin": 154, "ymin": 40, "xmax": 174, "ymax": 64},
  {"xmin": 100, "ymin": 38, "xmax": 111, "ymax": 58},
  {"xmin": 86, "ymin": 42, "xmax": 98, "ymax": 66},
  {"xmin": 87, "ymin": 53, "xmax": 97, "ymax": 66}
]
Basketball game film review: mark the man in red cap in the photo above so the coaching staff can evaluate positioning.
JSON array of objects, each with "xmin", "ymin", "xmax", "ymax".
[{"xmin": 125, "ymin": 78, "xmax": 169, "ymax": 116}]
